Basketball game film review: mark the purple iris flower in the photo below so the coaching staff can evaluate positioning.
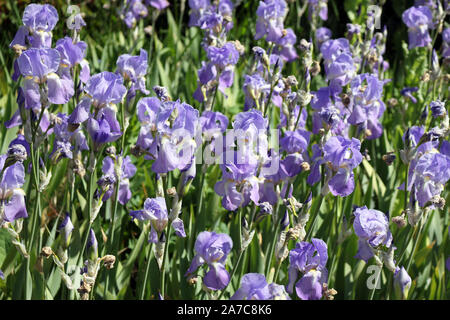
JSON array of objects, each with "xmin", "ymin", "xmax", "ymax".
[
  {"xmin": 130, "ymin": 197, "xmax": 186, "ymax": 243},
  {"xmin": 58, "ymin": 213, "xmax": 74, "ymax": 247},
  {"xmin": 274, "ymin": 28, "xmax": 298, "ymax": 62},
  {"xmin": 353, "ymin": 206, "xmax": 393, "ymax": 262},
  {"xmin": 100, "ymin": 156, "xmax": 137, "ymax": 205},
  {"xmin": 255, "ymin": 0, "xmax": 287, "ymax": 42},
  {"xmin": 231, "ymin": 273, "xmax": 271, "ymax": 300},
  {"xmin": 116, "ymin": 49, "xmax": 149, "ymax": 97},
  {"xmin": 402, "ymin": 6, "xmax": 434, "ymax": 49},
  {"xmin": 442, "ymin": 28, "xmax": 450, "ymax": 58},
  {"xmin": 320, "ymin": 38, "xmax": 351, "ymax": 63},
  {"xmin": 87, "ymin": 229, "xmax": 98, "ymax": 258},
  {"xmin": 348, "ymin": 73, "xmax": 386, "ymax": 139},
  {"xmin": 214, "ymin": 150, "xmax": 260, "ymax": 211},
  {"xmin": 0, "ymin": 270, "xmax": 4, "ymax": 280},
  {"xmin": 429, "ymin": 100, "xmax": 446, "ymax": 118},
  {"xmin": 147, "ymin": 0, "xmax": 170, "ymax": 10},
  {"xmin": 69, "ymin": 71, "xmax": 127, "ymax": 126},
  {"xmin": 120, "ymin": 0, "xmax": 167, "ymax": 28},
  {"xmin": 393, "ymin": 266, "xmax": 411, "ymax": 298},
  {"xmin": 194, "ymin": 42, "xmax": 242, "ymax": 103},
  {"xmin": 287, "ymin": 239, "xmax": 328, "ymax": 300},
  {"xmin": 55, "ymin": 37, "xmax": 90, "ymax": 83},
  {"xmin": 17, "ymin": 48, "xmax": 74, "ymax": 108},
  {"xmin": 0, "ymin": 154, "xmax": 27, "ymax": 223},
  {"xmin": 280, "ymin": 129, "xmax": 311, "ymax": 178},
  {"xmin": 409, "ymin": 151, "xmax": 450, "ymax": 207},
  {"xmin": 185, "ymin": 231, "xmax": 233, "ymax": 291},
  {"xmin": 151, "ymin": 100, "xmax": 199, "ymax": 173},
  {"xmin": 231, "ymin": 273, "xmax": 290, "ymax": 300},
  {"xmin": 308, "ymin": 0, "xmax": 328, "ymax": 21},
  {"xmin": 188, "ymin": 0, "xmax": 211, "ymax": 27},
  {"xmin": 135, "ymin": 97, "xmax": 164, "ymax": 159},
  {"xmin": 322, "ymin": 136, "xmax": 363, "ymax": 197},
  {"xmin": 324, "ymin": 52, "xmax": 356, "ymax": 88},
  {"xmin": 315, "ymin": 27, "xmax": 332, "ymax": 48},
  {"xmin": 87, "ymin": 107, "xmax": 122, "ymax": 150},
  {"xmin": 10, "ymin": 4, "xmax": 58, "ymax": 49},
  {"xmin": 243, "ymin": 74, "xmax": 271, "ymax": 110},
  {"xmin": 400, "ymin": 87, "xmax": 419, "ymax": 104}
]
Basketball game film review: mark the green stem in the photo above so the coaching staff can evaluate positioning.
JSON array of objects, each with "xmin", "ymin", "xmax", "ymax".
[{"xmin": 139, "ymin": 235, "xmax": 153, "ymax": 300}]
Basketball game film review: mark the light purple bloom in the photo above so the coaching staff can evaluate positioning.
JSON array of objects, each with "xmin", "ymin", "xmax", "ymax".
[
  {"xmin": 17, "ymin": 48, "xmax": 74, "ymax": 108},
  {"xmin": 116, "ymin": 49, "xmax": 149, "ymax": 96},
  {"xmin": 87, "ymin": 229, "xmax": 98, "ymax": 258},
  {"xmin": 308, "ymin": 0, "xmax": 328, "ymax": 21},
  {"xmin": 58, "ymin": 213, "xmax": 74, "ymax": 247},
  {"xmin": 348, "ymin": 73, "xmax": 386, "ymax": 139},
  {"xmin": 0, "ymin": 155, "xmax": 27, "ymax": 223},
  {"xmin": 100, "ymin": 156, "xmax": 137, "ymax": 205},
  {"xmin": 230, "ymin": 273, "xmax": 274, "ymax": 300},
  {"xmin": 393, "ymin": 266, "xmax": 411, "ymax": 298},
  {"xmin": 13, "ymin": 4, "xmax": 59, "ymax": 48},
  {"xmin": 402, "ymin": 6, "xmax": 434, "ymax": 49},
  {"xmin": 185, "ymin": 231, "xmax": 233, "ymax": 290},
  {"xmin": 287, "ymin": 238, "xmax": 328, "ymax": 300},
  {"xmin": 429, "ymin": 100, "xmax": 446, "ymax": 118},
  {"xmin": 322, "ymin": 136, "xmax": 363, "ymax": 197},
  {"xmin": 353, "ymin": 206, "xmax": 393, "ymax": 262},
  {"xmin": 130, "ymin": 197, "xmax": 186, "ymax": 243},
  {"xmin": 409, "ymin": 151, "xmax": 450, "ymax": 207},
  {"xmin": 255, "ymin": 0, "xmax": 287, "ymax": 42},
  {"xmin": 87, "ymin": 107, "xmax": 122, "ymax": 150},
  {"xmin": 151, "ymin": 100, "xmax": 199, "ymax": 173}
]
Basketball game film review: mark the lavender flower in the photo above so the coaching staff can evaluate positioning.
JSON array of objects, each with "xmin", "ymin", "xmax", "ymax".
[
  {"xmin": 353, "ymin": 206, "xmax": 393, "ymax": 262},
  {"xmin": 151, "ymin": 100, "xmax": 199, "ymax": 173},
  {"xmin": 409, "ymin": 151, "xmax": 450, "ymax": 207},
  {"xmin": 100, "ymin": 156, "xmax": 137, "ymax": 205},
  {"xmin": 348, "ymin": 73, "xmax": 386, "ymax": 139},
  {"xmin": 393, "ymin": 266, "xmax": 411, "ymax": 299},
  {"xmin": 255, "ymin": 0, "xmax": 287, "ymax": 42},
  {"xmin": 287, "ymin": 238, "xmax": 328, "ymax": 300},
  {"xmin": 130, "ymin": 197, "xmax": 186, "ymax": 243},
  {"xmin": 87, "ymin": 229, "xmax": 98, "ymax": 259},
  {"xmin": 231, "ymin": 273, "xmax": 291, "ymax": 300},
  {"xmin": 429, "ymin": 100, "xmax": 446, "ymax": 118},
  {"xmin": 185, "ymin": 231, "xmax": 233, "ymax": 290},
  {"xmin": 58, "ymin": 213, "xmax": 74, "ymax": 248},
  {"xmin": 0, "ymin": 154, "xmax": 28, "ymax": 223},
  {"xmin": 10, "ymin": 4, "xmax": 58, "ymax": 49},
  {"xmin": 87, "ymin": 108, "xmax": 122, "ymax": 150},
  {"xmin": 116, "ymin": 49, "xmax": 149, "ymax": 97},
  {"xmin": 322, "ymin": 136, "xmax": 363, "ymax": 197},
  {"xmin": 308, "ymin": 0, "xmax": 328, "ymax": 21},
  {"xmin": 402, "ymin": 6, "xmax": 434, "ymax": 49},
  {"xmin": 17, "ymin": 48, "xmax": 74, "ymax": 108}
]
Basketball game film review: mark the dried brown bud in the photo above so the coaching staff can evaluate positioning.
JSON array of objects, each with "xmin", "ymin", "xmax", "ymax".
[
  {"xmin": 102, "ymin": 255, "xmax": 116, "ymax": 270},
  {"xmin": 392, "ymin": 213, "xmax": 407, "ymax": 228},
  {"xmin": 41, "ymin": 246, "xmax": 53, "ymax": 258},
  {"xmin": 12, "ymin": 44, "xmax": 27, "ymax": 57},
  {"xmin": 166, "ymin": 187, "xmax": 177, "ymax": 197},
  {"xmin": 382, "ymin": 152, "xmax": 396, "ymax": 166},
  {"xmin": 323, "ymin": 283, "xmax": 338, "ymax": 300},
  {"xmin": 310, "ymin": 61, "xmax": 321, "ymax": 77},
  {"xmin": 420, "ymin": 71, "xmax": 431, "ymax": 82},
  {"xmin": 284, "ymin": 75, "xmax": 298, "ymax": 87},
  {"xmin": 187, "ymin": 276, "xmax": 198, "ymax": 286},
  {"xmin": 340, "ymin": 93, "xmax": 351, "ymax": 107},
  {"xmin": 300, "ymin": 162, "xmax": 310, "ymax": 171},
  {"xmin": 78, "ymin": 281, "xmax": 91, "ymax": 300},
  {"xmin": 387, "ymin": 98, "xmax": 398, "ymax": 108}
]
